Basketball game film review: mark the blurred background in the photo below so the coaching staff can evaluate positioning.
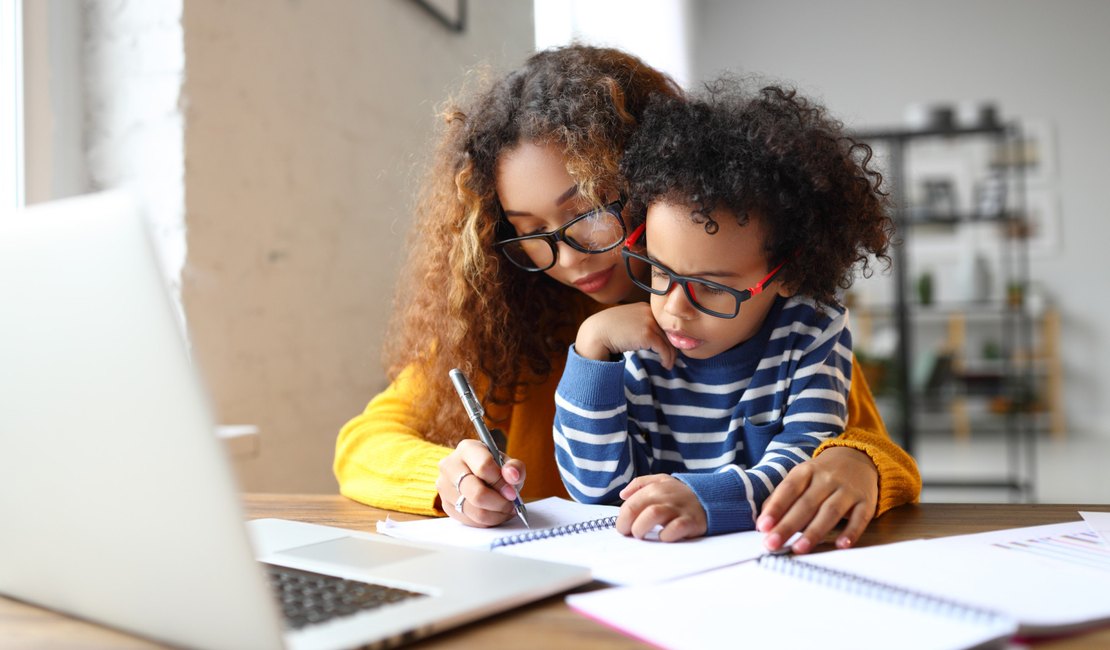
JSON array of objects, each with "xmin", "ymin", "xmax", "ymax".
[{"xmin": 3, "ymin": 0, "xmax": 1107, "ymax": 502}]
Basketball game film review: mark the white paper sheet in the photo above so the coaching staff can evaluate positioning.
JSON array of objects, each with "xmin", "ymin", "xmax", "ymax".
[
  {"xmin": 801, "ymin": 521, "xmax": 1110, "ymax": 635},
  {"xmin": 377, "ymin": 497, "xmax": 768, "ymax": 586},
  {"xmin": 1080, "ymin": 510, "xmax": 1110, "ymax": 546},
  {"xmin": 567, "ymin": 561, "xmax": 1016, "ymax": 650}
]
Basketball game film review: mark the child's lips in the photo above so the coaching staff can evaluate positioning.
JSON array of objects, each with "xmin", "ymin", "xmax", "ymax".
[{"xmin": 665, "ymin": 329, "xmax": 704, "ymax": 350}]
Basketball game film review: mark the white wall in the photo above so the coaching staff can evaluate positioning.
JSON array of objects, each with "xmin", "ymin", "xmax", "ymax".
[
  {"xmin": 694, "ymin": 0, "xmax": 1110, "ymax": 437},
  {"xmin": 83, "ymin": 0, "xmax": 185, "ymax": 298},
  {"xmin": 181, "ymin": 0, "xmax": 535, "ymax": 492}
]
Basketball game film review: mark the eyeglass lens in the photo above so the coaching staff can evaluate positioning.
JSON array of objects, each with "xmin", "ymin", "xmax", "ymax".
[
  {"xmin": 501, "ymin": 206, "xmax": 624, "ymax": 271},
  {"xmin": 645, "ymin": 262, "xmax": 739, "ymax": 317}
]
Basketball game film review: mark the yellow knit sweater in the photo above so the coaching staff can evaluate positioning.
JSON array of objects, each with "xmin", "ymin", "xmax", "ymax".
[{"xmin": 335, "ymin": 351, "xmax": 920, "ymax": 518}]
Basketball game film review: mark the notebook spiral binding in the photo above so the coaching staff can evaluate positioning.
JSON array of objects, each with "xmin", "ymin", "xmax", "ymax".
[
  {"xmin": 757, "ymin": 554, "xmax": 1008, "ymax": 625},
  {"xmin": 490, "ymin": 516, "xmax": 619, "ymax": 549}
]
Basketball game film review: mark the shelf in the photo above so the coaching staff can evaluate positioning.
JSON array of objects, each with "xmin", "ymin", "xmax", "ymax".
[
  {"xmin": 853, "ymin": 124, "xmax": 1009, "ymax": 141},
  {"xmin": 901, "ymin": 213, "xmax": 1027, "ymax": 227},
  {"xmin": 854, "ymin": 302, "xmax": 1030, "ymax": 319},
  {"xmin": 852, "ymin": 116, "xmax": 1044, "ymax": 498}
]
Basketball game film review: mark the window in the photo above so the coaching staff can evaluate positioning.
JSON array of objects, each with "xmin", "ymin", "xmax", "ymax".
[
  {"xmin": 533, "ymin": 0, "xmax": 692, "ymax": 89},
  {"xmin": 0, "ymin": 0, "xmax": 23, "ymax": 209}
]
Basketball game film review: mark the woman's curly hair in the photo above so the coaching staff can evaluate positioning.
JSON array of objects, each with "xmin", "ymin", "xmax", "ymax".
[
  {"xmin": 620, "ymin": 79, "xmax": 894, "ymax": 306},
  {"xmin": 384, "ymin": 45, "xmax": 682, "ymax": 446}
]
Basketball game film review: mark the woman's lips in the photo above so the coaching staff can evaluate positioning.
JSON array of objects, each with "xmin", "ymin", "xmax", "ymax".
[
  {"xmin": 665, "ymin": 329, "xmax": 704, "ymax": 351},
  {"xmin": 573, "ymin": 266, "xmax": 615, "ymax": 293}
]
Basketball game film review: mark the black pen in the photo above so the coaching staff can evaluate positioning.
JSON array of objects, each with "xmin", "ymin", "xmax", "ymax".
[{"xmin": 449, "ymin": 368, "xmax": 530, "ymax": 528}]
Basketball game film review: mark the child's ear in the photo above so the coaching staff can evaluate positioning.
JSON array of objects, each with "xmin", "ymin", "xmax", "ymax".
[{"xmin": 775, "ymin": 280, "xmax": 796, "ymax": 298}]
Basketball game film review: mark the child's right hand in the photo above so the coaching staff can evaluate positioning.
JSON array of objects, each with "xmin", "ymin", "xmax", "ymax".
[
  {"xmin": 615, "ymin": 474, "xmax": 707, "ymax": 542},
  {"xmin": 574, "ymin": 303, "xmax": 677, "ymax": 369}
]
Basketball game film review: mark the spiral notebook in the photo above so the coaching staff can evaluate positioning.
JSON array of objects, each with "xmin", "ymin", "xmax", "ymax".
[
  {"xmin": 568, "ymin": 554, "xmax": 1017, "ymax": 650},
  {"xmin": 377, "ymin": 497, "xmax": 769, "ymax": 586},
  {"xmin": 568, "ymin": 520, "xmax": 1110, "ymax": 649}
]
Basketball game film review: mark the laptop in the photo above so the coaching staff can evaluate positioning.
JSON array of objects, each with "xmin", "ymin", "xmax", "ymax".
[{"xmin": 0, "ymin": 192, "xmax": 591, "ymax": 650}]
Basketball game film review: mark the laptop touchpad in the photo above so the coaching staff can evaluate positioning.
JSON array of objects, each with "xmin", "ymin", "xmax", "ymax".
[{"xmin": 278, "ymin": 536, "xmax": 432, "ymax": 569}]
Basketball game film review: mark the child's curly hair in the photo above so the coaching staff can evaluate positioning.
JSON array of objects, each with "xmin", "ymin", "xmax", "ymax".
[
  {"xmin": 620, "ymin": 79, "xmax": 894, "ymax": 306},
  {"xmin": 385, "ymin": 45, "xmax": 682, "ymax": 446}
]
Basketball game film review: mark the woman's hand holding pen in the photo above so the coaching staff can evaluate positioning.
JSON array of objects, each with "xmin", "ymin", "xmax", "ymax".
[{"xmin": 436, "ymin": 439, "xmax": 527, "ymax": 527}]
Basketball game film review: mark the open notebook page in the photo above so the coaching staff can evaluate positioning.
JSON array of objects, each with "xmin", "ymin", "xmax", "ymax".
[
  {"xmin": 802, "ymin": 521, "xmax": 1110, "ymax": 635},
  {"xmin": 377, "ymin": 497, "xmax": 768, "ymax": 586},
  {"xmin": 567, "ymin": 560, "xmax": 1016, "ymax": 650}
]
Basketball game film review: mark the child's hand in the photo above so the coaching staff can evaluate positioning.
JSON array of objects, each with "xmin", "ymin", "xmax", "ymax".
[
  {"xmin": 574, "ymin": 303, "xmax": 677, "ymax": 369},
  {"xmin": 615, "ymin": 474, "xmax": 707, "ymax": 542}
]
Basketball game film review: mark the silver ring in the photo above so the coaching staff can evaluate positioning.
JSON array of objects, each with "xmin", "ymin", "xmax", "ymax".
[
  {"xmin": 453, "ymin": 493, "xmax": 466, "ymax": 514},
  {"xmin": 453, "ymin": 470, "xmax": 474, "ymax": 493}
]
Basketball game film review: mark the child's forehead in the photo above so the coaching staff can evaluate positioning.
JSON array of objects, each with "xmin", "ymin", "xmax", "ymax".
[
  {"xmin": 644, "ymin": 201, "xmax": 756, "ymax": 236},
  {"xmin": 644, "ymin": 202, "xmax": 768, "ymax": 268}
]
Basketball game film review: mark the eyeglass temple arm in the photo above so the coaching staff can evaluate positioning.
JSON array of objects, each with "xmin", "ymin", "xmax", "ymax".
[
  {"xmin": 624, "ymin": 223, "xmax": 646, "ymax": 248},
  {"xmin": 750, "ymin": 257, "xmax": 789, "ymax": 295}
]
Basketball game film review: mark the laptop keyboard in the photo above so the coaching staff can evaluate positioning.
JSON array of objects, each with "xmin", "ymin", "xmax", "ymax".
[{"xmin": 264, "ymin": 563, "xmax": 427, "ymax": 630}]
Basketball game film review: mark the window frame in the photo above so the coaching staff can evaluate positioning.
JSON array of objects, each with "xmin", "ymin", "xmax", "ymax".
[{"xmin": 0, "ymin": 0, "xmax": 24, "ymax": 210}]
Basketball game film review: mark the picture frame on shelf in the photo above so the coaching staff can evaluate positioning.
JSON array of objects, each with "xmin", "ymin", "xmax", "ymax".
[
  {"xmin": 973, "ymin": 171, "xmax": 1007, "ymax": 220},
  {"xmin": 918, "ymin": 178, "xmax": 959, "ymax": 220}
]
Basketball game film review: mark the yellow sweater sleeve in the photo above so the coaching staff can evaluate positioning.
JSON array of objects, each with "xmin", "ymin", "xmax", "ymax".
[
  {"xmin": 334, "ymin": 366, "xmax": 450, "ymax": 516},
  {"xmin": 814, "ymin": 355, "xmax": 921, "ymax": 516}
]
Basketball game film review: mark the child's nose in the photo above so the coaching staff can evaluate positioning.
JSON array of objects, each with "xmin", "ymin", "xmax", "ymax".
[{"xmin": 663, "ymin": 284, "xmax": 696, "ymax": 319}]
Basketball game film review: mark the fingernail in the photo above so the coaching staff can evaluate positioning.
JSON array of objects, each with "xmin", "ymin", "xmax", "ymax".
[
  {"xmin": 756, "ymin": 515, "xmax": 773, "ymax": 532},
  {"xmin": 764, "ymin": 533, "xmax": 782, "ymax": 549},
  {"xmin": 500, "ymin": 485, "xmax": 517, "ymax": 501},
  {"xmin": 836, "ymin": 536, "xmax": 852, "ymax": 549},
  {"xmin": 792, "ymin": 537, "xmax": 812, "ymax": 554}
]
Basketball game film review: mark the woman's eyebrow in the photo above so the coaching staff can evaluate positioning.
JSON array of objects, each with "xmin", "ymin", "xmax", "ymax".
[
  {"xmin": 503, "ymin": 185, "xmax": 579, "ymax": 217},
  {"xmin": 553, "ymin": 185, "xmax": 578, "ymax": 206}
]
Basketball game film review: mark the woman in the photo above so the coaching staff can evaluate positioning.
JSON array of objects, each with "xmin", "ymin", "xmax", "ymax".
[{"xmin": 335, "ymin": 45, "xmax": 919, "ymax": 553}]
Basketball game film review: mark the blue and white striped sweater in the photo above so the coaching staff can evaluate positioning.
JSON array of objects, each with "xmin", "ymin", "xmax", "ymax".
[{"xmin": 553, "ymin": 295, "xmax": 853, "ymax": 535}]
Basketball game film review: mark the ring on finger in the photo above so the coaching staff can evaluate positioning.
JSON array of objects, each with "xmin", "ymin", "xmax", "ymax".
[
  {"xmin": 453, "ymin": 470, "xmax": 474, "ymax": 493},
  {"xmin": 453, "ymin": 493, "xmax": 466, "ymax": 514}
]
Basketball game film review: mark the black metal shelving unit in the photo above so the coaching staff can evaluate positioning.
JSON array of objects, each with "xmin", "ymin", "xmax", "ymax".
[{"xmin": 854, "ymin": 121, "xmax": 1037, "ymax": 501}]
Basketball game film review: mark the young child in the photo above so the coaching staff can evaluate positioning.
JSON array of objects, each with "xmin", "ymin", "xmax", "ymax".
[{"xmin": 553, "ymin": 81, "xmax": 893, "ymax": 542}]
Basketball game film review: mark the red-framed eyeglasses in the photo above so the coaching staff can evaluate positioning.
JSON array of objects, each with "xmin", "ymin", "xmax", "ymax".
[{"xmin": 620, "ymin": 223, "xmax": 788, "ymax": 319}]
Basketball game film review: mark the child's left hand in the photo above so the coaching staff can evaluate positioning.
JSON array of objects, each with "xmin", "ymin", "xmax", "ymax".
[{"xmin": 616, "ymin": 474, "xmax": 707, "ymax": 542}]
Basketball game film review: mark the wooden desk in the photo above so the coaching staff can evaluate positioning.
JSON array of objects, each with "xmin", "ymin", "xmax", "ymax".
[{"xmin": 3, "ymin": 496, "xmax": 1108, "ymax": 649}]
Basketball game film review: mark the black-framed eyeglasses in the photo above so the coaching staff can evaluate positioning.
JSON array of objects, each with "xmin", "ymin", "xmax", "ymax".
[
  {"xmin": 494, "ymin": 198, "xmax": 626, "ymax": 272},
  {"xmin": 620, "ymin": 223, "xmax": 788, "ymax": 319}
]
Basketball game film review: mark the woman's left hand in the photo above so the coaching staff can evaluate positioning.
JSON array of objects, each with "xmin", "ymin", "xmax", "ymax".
[{"xmin": 756, "ymin": 447, "xmax": 878, "ymax": 554}]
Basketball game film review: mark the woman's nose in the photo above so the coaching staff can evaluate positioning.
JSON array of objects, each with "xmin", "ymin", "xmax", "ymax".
[{"xmin": 554, "ymin": 241, "xmax": 589, "ymax": 268}]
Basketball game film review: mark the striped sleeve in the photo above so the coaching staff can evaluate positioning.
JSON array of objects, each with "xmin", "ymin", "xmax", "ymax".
[
  {"xmin": 553, "ymin": 345, "xmax": 653, "ymax": 504},
  {"xmin": 675, "ymin": 306, "xmax": 853, "ymax": 534}
]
